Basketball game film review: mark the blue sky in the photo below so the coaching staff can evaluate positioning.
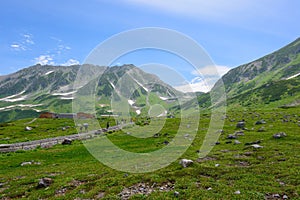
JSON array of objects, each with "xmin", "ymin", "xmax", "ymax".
[{"xmin": 0, "ymin": 0, "xmax": 299, "ymax": 91}]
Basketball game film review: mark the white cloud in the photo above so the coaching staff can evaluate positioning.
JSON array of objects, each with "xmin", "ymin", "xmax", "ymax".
[
  {"xmin": 10, "ymin": 44, "xmax": 20, "ymax": 48},
  {"xmin": 23, "ymin": 34, "xmax": 34, "ymax": 45},
  {"xmin": 174, "ymin": 79, "xmax": 211, "ymax": 93},
  {"xmin": 174, "ymin": 65, "xmax": 231, "ymax": 93},
  {"xmin": 192, "ymin": 65, "xmax": 231, "ymax": 77},
  {"xmin": 10, "ymin": 44, "xmax": 25, "ymax": 51},
  {"xmin": 10, "ymin": 33, "xmax": 34, "ymax": 51},
  {"xmin": 62, "ymin": 59, "xmax": 80, "ymax": 66},
  {"xmin": 34, "ymin": 56, "xmax": 80, "ymax": 66},
  {"xmin": 34, "ymin": 55, "xmax": 54, "ymax": 65}
]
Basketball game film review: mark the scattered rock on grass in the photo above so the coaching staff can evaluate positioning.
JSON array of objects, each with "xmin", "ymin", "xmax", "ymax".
[
  {"xmin": 163, "ymin": 140, "xmax": 169, "ymax": 145},
  {"xmin": 55, "ymin": 187, "xmax": 67, "ymax": 196},
  {"xmin": 227, "ymin": 134, "xmax": 237, "ymax": 139},
  {"xmin": 62, "ymin": 138, "xmax": 72, "ymax": 145},
  {"xmin": 273, "ymin": 132, "xmax": 287, "ymax": 139},
  {"xmin": 21, "ymin": 160, "xmax": 41, "ymax": 166},
  {"xmin": 95, "ymin": 192, "xmax": 105, "ymax": 199},
  {"xmin": 179, "ymin": 159, "xmax": 193, "ymax": 168},
  {"xmin": 234, "ymin": 190, "xmax": 241, "ymax": 194},
  {"xmin": 37, "ymin": 177, "xmax": 53, "ymax": 188},
  {"xmin": 153, "ymin": 133, "xmax": 160, "ymax": 138},
  {"xmin": 250, "ymin": 144, "xmax": 263, "ymax": 149},
  {"xmin": 25, "ymin": 126, "xmax": 32, "ymax": 131},
  {"xmin": 234, "ymin": 131, "xmax": 245, "ymax": 136},
  {"xmin": 119, "ymin": 182, "xmax": 174, "ymax": 200},
  {"xmin": 244, "ymin": 152, "xmax": 253, "ymax": 156},
  {"xmin": 236, "ymin": 121, "xmax": 245, "ymax": 129},
  {"xmin": 234, "ymin": 140, "xmax": 241, "ymax": 145},
  {"xmin": 255, "ymin": 119, "xmax": 266, "ymax": 125},
  {"xmin": 21, "ymin": 161, "xmax": 32, "ymax": 166},
  {"xmin": 265, "ymin": 193, "xmax": 287, "ymax": 199}
]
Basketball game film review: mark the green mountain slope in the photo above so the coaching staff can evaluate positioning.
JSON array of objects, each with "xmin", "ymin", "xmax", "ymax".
[{"xmin": 212, "ymin": 37, "xmax": 300, "ymax": 108}]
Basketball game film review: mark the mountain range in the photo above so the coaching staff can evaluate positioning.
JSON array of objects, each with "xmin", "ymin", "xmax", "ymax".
[
  {"xmin": 0, "ymin": 37, "xmax": 299, "ymax": 122},
  {"xmin": 0, "ymin": 64, "xmax": 186, "ymax": 122}
]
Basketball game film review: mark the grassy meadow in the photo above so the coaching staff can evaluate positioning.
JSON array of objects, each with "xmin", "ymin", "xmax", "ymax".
[{"xmin": 0, "ymin": 107, "xmax": 299, "ymax": 199}]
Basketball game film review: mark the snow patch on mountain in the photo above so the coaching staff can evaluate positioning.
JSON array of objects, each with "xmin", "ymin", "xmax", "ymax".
[
  {"xmin": 0, "ymin": 103, "xmax": 43, "ymax": 111},
  {"xmin": 132, "ymin": 77, "xmax": 149, "ymax": 92},
  {"xmin": 44, "ymin": 70, "xmax": 54, "ymax": 75},
  {"xmin": 0, "ymin": 90, "xmax": 27, "ymax": 102},
  {"xmin": 52, "ymin": 91, "xmax": 77, "ymax": 96},
  {"xmin": 286, "ymin": 72, "xmax": 300, "ymax": 80}
]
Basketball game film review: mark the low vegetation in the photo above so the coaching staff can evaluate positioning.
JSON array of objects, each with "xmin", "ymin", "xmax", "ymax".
[{"xmin": 1, "ymin": 107, "xmax": 299, "ymax": 199}]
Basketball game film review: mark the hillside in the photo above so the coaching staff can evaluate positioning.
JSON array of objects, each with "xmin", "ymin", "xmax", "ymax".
[
  {"xmin": 0, "ymin": 64, "xmax": 186, "ymax": 122},
  {"xmin": 212, "ymin": 37, "xmax": 300, "ymax": 108}
]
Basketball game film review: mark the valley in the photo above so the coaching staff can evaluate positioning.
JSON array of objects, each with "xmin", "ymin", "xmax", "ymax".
[{"xmin": 0, "ymin": 37, "xmax": 299, "ymax": 199}]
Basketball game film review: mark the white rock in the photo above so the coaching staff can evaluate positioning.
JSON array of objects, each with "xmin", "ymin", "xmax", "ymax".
[
  {"xmin": 21, "ymin": 161, "xmax": 32, "ymax": 166},
  {"xmin": 179, "ymin": 159, "xmax": 193, "ymax": 168},
  {"xmin": 273, "ymin": 132, "xmax": 287, "ymax": 139},
  {"xmin": 174, "ymin": 191, "xmax": 180, "ymax": 197},
  {"xmin": 25, "ymin": 126, "xmax": 32, "ymax": 131},
  {"xmin": 234, "ymin": 140, "xmax": 241, "ymax": 145},
  {"xmin": 251, "ymin": 144, "xmax": 263, "ymax": 149},
  {"xmin": 215, "ymin": 164, "xmax": 220, "ymax": 167},
  {"xmin": 234, "ymin": 190, "xmax": 241, "ymax": 194}
]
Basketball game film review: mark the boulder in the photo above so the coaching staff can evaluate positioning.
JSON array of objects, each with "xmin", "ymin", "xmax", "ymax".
[
  {"xmin": 21, "ymin": 161, "xmax": 32, "ymax": 166},
  {"xmin": 179, "ymin": 159, "xmax": 193, "ymax": 168},
  {"xmin": 163, "ymin": 140, "xmax": 169, "ymax": 145},
  {"xmin": 250, "ymin": 144, "xmax": 263, "ymax": 149},
  {"xmin": 227, "ymin": 134, "xmax": 237, "ymax": 139},
  {"xmin": 234, "ymin": 190, "xmax": 241, "ymax": 195},
  {"xmin": 236, "ymin": 121, "xmax": 245, "ymax": 129},
  {"xmin": 255, "ymin": 119, "xmax": 266, "ymax": 125},
  {"xmin": 37, "ymin": 177, "xmax": 53, "ymax": 188},
  {"xmin": 62, "ymin": 138, "xmax": 72, "ymax": 145},
  {"xmin": 234, "ymin": 131, "xmax": 244, "ymax": 136},
  {"xmin": 273, "ymin": 132, "xmax": 287, "ymax": 139},
  {"xmin": 234, "ymin": 140, "xmax": 241, "ymax": 145},
  {"xmin": 25, "ymin": 126, "xmax": 32, "ymax": 131}
]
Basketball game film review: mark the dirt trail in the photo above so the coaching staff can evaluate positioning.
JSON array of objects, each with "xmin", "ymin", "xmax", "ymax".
[{"xmin": 0, "ymin": 124, "xmax": 128, "ymax": 153}]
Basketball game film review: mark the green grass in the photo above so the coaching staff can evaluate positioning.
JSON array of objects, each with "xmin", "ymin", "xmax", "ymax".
[
  {"xmin": 0, "ymin": 107, "xmax": 299, "ymax": 199},
  {"xmin": 0, "ymin": 117, "xmax": 116, "ymax": 144}
]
